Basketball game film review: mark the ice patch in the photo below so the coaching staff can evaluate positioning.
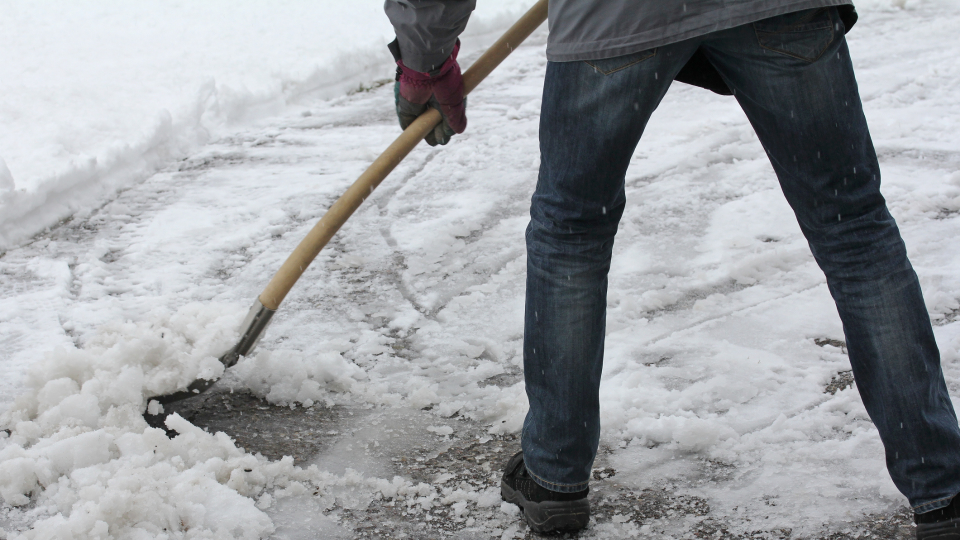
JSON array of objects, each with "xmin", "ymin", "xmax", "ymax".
[{"xmin": 427, "ymin": 425, "xmax": 454, "ymax": 436}]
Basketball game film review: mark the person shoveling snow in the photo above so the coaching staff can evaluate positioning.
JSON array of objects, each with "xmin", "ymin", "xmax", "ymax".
[{"xmin": 383, "ymin": 0, "xmax": 960, "ymax": 537}]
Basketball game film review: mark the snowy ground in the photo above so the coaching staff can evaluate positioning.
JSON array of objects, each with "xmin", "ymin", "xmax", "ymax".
[
  {"xmin": 0, "ymin": 0, "xmax": 527, "ymax": 249},
  {"xmin": 2, "ymin": 0, "xmax": 960, "ymax": 538}
]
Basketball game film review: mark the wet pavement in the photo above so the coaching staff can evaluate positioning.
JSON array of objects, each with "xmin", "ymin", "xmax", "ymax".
[{"xmin": 158, "ymin": 390, "xmax": 916, "ymax": 540}]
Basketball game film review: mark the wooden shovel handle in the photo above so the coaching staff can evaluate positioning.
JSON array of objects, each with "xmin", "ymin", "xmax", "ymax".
[{"xmin": 258, "ymin": 0, "xmax": 548, "ymax": 310}]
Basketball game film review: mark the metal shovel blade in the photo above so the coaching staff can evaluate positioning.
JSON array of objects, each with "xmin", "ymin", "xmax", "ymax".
[{"xmin": 144, "ymin": 299, "xmax": 274, "ymax": 431}]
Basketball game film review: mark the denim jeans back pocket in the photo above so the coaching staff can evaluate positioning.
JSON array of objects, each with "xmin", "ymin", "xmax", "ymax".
[
  {"xmin": 584, "ymin": 48, "xmax": 657, "ymax": 75},
  {"xmin": 754, "ymin": 7, "xmax": 836, "ymax": 62}
]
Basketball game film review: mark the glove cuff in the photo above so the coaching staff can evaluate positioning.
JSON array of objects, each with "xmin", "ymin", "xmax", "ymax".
[{"xmin": 397, "ymin": 40, "xmax": 460, "ymax": 81}]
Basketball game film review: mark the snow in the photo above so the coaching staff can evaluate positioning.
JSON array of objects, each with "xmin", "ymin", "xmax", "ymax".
[
  {"xmin": 0, "ymin": 0, "xmax": 531, "ymax": 250},
  {"xmin": 0, "ymin": 311, "xmax": 436, "ymax": 537},
  {"xmin": 2, "ymin": 0, "xmax": 960, "ymax": 538}
]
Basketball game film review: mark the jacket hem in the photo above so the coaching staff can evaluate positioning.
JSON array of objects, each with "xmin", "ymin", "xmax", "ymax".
[{"xmin": 546, "ymin": 0, "xmax": 853, "ymax": 62}]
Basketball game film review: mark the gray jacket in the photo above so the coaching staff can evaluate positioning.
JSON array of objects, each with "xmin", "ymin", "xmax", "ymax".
[
  {"xmin": 385, "ymin": 0, "xmax": 856, "ymax": 66},
  {"xmin": 384, "ymin": 0, "xmax": 477, "ymax": 73},
  {"xmin": 547, "ymin": 0, "xmax": 853, "ymax": 61},
  {"xmin": 385, "ymin": 0, "xmax": 857, "ymax": 94}
]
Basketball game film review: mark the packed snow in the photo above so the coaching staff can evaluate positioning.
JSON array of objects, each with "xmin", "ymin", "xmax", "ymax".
[
  {"xmin": 2, "ymin": 0, "xmax": 959, "ymax": 538},
  {"xmin": 0, "ymin": 0, "xmax": 529, "ymax": 250}
]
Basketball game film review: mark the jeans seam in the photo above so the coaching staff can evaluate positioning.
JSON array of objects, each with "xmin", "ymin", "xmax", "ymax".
[
  {"xmin": 753, "ymin": 24, "xmax": 835, "ymax": 63},
  {"xmin": 914, "ymin": 493, "xmax": 959, "ymax": 514},
  {"xmin": 584, "ymin": 49, "xmax": 657, "ymax": 75},
  {"xmin": 525, "ymin": 463, "xmax": 589, "ymax": 492}
]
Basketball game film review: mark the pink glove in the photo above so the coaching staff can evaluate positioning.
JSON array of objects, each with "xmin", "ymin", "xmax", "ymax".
[{"xmin": 395, "ymin": 41, "xmax": 467, "ymax": 146}]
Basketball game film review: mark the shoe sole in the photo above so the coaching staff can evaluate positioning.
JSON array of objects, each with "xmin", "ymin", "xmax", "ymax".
[
  {"xmin": 501, "ymin": 480, "xmax": 590, "ymax": 534},
  {"xmin": 917, "ymin": 520, "xmax": 960, "ymax": 540}
]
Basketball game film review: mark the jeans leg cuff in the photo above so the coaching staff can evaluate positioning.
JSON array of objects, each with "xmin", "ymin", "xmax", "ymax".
[
  {"xmin": 913, "ymin": 493, "xmax": 958, "ymax": 514},
  {"xmin": 524, "ymin": 462, "xmax": 590, "ymax": 493}
]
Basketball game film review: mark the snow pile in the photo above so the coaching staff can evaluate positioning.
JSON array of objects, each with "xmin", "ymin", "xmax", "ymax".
[
  {"xmin": 0, "ymin": 303, "xmax": 395, "ymax": 538},
  {"xmin": 1, "ymin": 419, "xmax": 276, "ymax": 539},
  {"xmin": 1, "ymin": 412, "xmax": 436, "ymax": 540},
  {"xmin": 0, "ymin": 0, "xmax": 535, "ymax": 251},
  {"xmin": 229, "ymin": 348, "xmax": 366, "ymax": 408},
  {"xmin": 6, "ymin": 303, "xmax": 243, "ymax": 420}
]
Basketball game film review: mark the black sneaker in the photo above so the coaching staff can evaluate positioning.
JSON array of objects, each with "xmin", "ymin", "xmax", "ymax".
[
  {"xmin": 500, "ymin": 451, "xmax": 590, "ymax": 533},
  {"xmin": 916, "ymin": 496, "xmax": 960, "ymax": 540}
]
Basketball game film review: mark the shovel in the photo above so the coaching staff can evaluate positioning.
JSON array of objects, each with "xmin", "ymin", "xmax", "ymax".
[{"xmin": 145, "ymin": 0, "xmax": 548, "ymax": 424}]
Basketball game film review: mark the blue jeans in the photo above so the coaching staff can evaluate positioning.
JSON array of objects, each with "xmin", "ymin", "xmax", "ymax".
[{"xmin": 522, "ymin": 7, "xmax": 960, "ymax": 512}]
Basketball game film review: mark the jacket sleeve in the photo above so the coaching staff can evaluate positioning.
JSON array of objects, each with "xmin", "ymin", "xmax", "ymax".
[{"xmin": 384, "ymin": 0, "xmax": 476, "ymax": 73}]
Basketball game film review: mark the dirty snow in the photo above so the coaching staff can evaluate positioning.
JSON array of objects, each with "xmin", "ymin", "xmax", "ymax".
[{"xmin": 2, "ymin": 0, "xmax": 960, "ymax": 538}]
